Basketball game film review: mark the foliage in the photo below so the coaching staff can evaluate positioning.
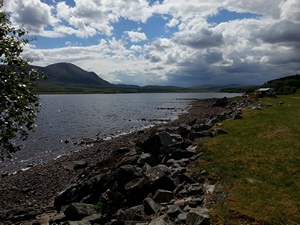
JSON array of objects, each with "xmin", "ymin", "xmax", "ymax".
[
  {"xmin": 0, "ymin": 5, "xmax": 45, "ymax": 159},
  {"xmin": 262, "ymin": 74, "xmax": 300, "ymax": 95},
  {"xmin": 94, "ymin": 202, "xmax": 103, "ymax": 213},
  {"xmin": 197, "ymin": 95, "xmax": 300, "ymax": 224},
  {"xmin": 221, "ymin": 75, "xmax": 300, "ymax": 95}
]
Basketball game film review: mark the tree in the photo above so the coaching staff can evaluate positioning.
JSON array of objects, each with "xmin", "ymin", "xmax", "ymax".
[{"xmin": 0, "ymin": 4, "xmax": 45, "ymax": 159}]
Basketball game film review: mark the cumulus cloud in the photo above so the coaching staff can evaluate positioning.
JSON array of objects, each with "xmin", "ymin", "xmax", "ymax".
[
  {"xmin": 125, "ymin": 31, "xmax": 147, "ymax": 42},
  {"xmin": 173, "ymin": 28, "xmax": 224, "ymax": 49},
  {"xmin": 5, "ymin": 0, "xmax": 300, "ymax": 86},
  {"xmin": 259, "ymin": 21, "xmax": 300, "ymax": 45},
  {"xmin": 4, "ymin": 0, "xmax": 58, "ymax": 34}
]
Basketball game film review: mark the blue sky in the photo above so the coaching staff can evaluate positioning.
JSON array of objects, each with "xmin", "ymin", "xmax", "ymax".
[{"xmin": 3, "ymin": 0, "xmax": 300, "ymax": 86}]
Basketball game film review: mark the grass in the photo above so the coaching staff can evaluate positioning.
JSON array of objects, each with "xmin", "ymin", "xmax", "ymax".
[{"xmin": 197, "ymin": 95, "xmax": 300, "ymax": 224}]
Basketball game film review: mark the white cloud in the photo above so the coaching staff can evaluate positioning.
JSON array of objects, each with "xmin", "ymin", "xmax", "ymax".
[
  {"xmin": 166, "ymin": 18, "xmax": 179, "ymax": 27},
  {"xmin": 125, "ymin": 31, "xmax": 147, "ymax": 43},
  {"xmin": 130, "ymin": 45, "xmax": 143, "ymax": 52},
  {"xmin": 6, "ymin": 0, "xmax": 300, "ymax": 86},
  {"xmin": 4, "ymin": 0, "xmax": 58, "ymax": 34}
]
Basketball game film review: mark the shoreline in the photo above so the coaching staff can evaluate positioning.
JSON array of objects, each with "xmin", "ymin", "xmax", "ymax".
[{"xmin": 0, "ymin": 98, "xmax": 230, "ymax": 223}]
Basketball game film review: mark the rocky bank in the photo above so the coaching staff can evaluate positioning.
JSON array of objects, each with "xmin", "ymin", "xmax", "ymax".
[{"xmin": 0, "ymin": 97, "xmax": 261, "ymax": 225}]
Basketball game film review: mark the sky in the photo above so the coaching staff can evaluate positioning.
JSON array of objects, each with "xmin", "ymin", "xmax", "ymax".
[{"xmin": 3, "ymin": 0, "xmax": 300, "ymax": 87}]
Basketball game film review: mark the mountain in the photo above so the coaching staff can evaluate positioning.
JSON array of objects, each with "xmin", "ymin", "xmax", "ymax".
[
  {"xmin": 33, "ymin": 62, "xmax": 200, "ymax": 94},
  {"xmin": 192, "ymin": 84, "xmax": 257, "ymax": 92},
  {"xmin": 35, "ymin": 62, "xmax": 112, "ymax": 86}
]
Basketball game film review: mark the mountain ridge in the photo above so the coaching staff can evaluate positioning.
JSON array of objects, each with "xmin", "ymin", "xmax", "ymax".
[{"xmin": 34, "ymin": 62, "xmax": 112, "ymax": 86}]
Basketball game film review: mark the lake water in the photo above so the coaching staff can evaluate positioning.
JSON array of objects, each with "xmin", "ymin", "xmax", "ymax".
[{"xmin": 0, "ymin": 92, "xmax": 241, "ymax": 173}]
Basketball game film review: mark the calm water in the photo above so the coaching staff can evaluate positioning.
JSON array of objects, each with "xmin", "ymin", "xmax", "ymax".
[{"xmin": 0, "ymin": 93, "xmax": 241, "ymax": 173}]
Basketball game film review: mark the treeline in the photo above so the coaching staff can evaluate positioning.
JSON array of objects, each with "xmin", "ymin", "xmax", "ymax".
[{"xmin": 221, "ymin": 74, "xmax": 300, "ymax": 95}]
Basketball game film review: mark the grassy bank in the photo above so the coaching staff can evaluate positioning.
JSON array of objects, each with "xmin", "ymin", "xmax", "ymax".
[{"xmin": 197, "ymin": 95, "xmax": 300, "ymax": 224}]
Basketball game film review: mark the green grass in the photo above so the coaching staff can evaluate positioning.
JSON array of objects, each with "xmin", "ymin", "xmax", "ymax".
[{"xmin": 197, "ymin": 95, "xmax": 300, "ymax": 224}]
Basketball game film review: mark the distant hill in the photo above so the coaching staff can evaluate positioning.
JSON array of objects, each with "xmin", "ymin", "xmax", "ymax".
[
  {"xmin": 262, "ymin": 74, "xmax": 300, "ymax": 94},
  {"xmin": 193, "ymin": 84, "xmax": 257, "ymax": 92},
  {"xmin": 32, "ymin": 62, "xmax": 200, "ymax": 94},
  {"xmin": 34, "ymin": 62, "xmax": 112, "ymax": 86},
  {"xmin": 220, "ymin": 74, "xmax": 300, "ymax": 95}
]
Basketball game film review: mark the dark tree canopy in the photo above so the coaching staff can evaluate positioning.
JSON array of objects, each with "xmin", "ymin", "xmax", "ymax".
[{"xmin": 0, "ymin": 4, "xmax": 45, "ymax": 159}]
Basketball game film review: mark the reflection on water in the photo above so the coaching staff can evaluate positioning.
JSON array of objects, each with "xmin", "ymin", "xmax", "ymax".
[{"xmin": 0, "ymin": 92, "xmax": 241, "ymax": 173}]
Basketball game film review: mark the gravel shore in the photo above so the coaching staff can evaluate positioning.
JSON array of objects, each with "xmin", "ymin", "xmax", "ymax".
[{"xmin": 0, "ymin": 98, "xmax": 227, "ymax": 217}]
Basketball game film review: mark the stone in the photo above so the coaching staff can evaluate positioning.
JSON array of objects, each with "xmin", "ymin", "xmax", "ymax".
[
  {"xmin": 143, "ymin": 197, "xmax": 157, "ymax": 215},
  {"xmin": 177, "ymin": 124, "xmax": 192, "ymax": 135},
  {"xmin": 1, "ymin": 171, "xmax": 9, "ymax": 178},
  {"xmin": 166, "ymin": 205, "xmax": 183, "ymax": 218},
  {"xmin": 186, "ymin": 145, "xmax": 197, "ymax": 153},
  {"xmin": 213, "ymin": 97, "xmax": 228, "ymax": 107},
  {"xmin": 187, "ymin": 197, "xmax": 203, "ymax": 208},
  {"xmin": 186, "ymin": 212, "xmax": 209, "ymax": 225},
  {"xmin": 211, "ymin": 128, "xmax": 228, "ymax": 137},
  {"xmin": 188, "ymin": 131, "xmax": 212, "ymax": 141},
  {"xmin": 168, "ymin": 149, "xmax": 195, "ymax": 160},
  {"xmin": 117, "ymin": 165, "xmax": 144, "ymax": 186},
  {"xmin": 189, "ymin": 152, "xmax": 203, "ymax": 161},
  {"xmin": 110, "ymin": 147, "xmax": 131, "ymax": 156},
  {"xmin": 187, "ymin": 184, "xmax": 203, "ymax": 196},
  {"xmin": 141, "ymin": 131, "xmax": 173, "ymax": 157},
  {"xmin": 73, "ymin": 160, "xmax": 88, "ymax": 170},
  {"xmin": 149, "ymin": 214, "xmax": 169, "ymax": 225},
  {"xmin": 137, "ymin": 153, "xmax": 157, "ymax": 167},
  {"xmin": 175, "ymin": 174, "xmax": 196, "ymax": 185},
  {"xmin": 203, "ymin": 183, "xmax": 215, "ymax": 194},
  {"xmin": 63, "ymin": 203, "xmax": 97, "ymax": 221},
  {"xmin": 192, "ymin": 124, "xmax": 212, "ymax": 132},
  {"xmin": 178, "ymin": 212, "xmax": 188, "ymax": 223},
  {"xmin": 116, "ymin": 205, "xmax": 144, "ymax": 221},
  {"xmin": 124, "ymin": 177, "xmax": 151, "ymax": 206},
  {"xmin": 233, "ymin": 114, "xmax": 243, "ymax": 120},
  {"xmin": 170, "ymin": 133, "xmax": 183, "ymax": 142},
  {"xmin": 153, "ymin": 189, "xmax": 173, "ymax": 203},
  {"xmin": 145, "ymin": 165, "xmax": 175, "ymax": 191},
  {"xmin": 66, "ymin": 220, "xmax": 92, "ymax": 225}
]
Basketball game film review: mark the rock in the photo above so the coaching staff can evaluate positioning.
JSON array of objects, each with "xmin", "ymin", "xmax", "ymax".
[
  {"xmin": 177, "ymin": 124, "xmax": 192, "ymax": 135},
  {"xmin": 166, "ymin": 205, "xmax": 183, "ymax": 218},
  {"xmin": 153, "ymin": 189, "xmax": 173, "ymax": 203},
  {"xmin": 149, "ymin": 214, "xmax": 169, "ymax": 225},
  {"xmin": 186, "ymin": 145, "xmax": 197, "ymax": 153},
  {"xmin": 143, "ymin": 197, "xmax": 158, "ymax": 215},
  {"xmin": 187, "ymin": 184, "xmax": 203, "ymax": 196},
  {"xmin": 192, "ymin": 124, "xmax": 212, "ymax": 132},
  {"xmin": 63, "ymin": 203, "xmax": 97, "ymax": 221},
  {"xmin": 74, "ymin": 160, "xmax": 88, "ymax": 170},
  {"xmin": 141, "ymin": 131, "xmax": 173, "ymax": 157},
  {"xmin": 117, "ymin": 165, "xmax": 144, "ymax": 186},
  {"xmin": 188, "ymin": 131, "xmax": 212, "ymax": 141},
  {"xmin": 116, "ymin": 205, "xmax": 144, "ymax": 221},
  {"xmin": 170, "ymin": 133, "xmax": 183, "ymax": 142},
  {"xmin": 233, "ymin": 114, "xmax": 243, "ymax": 120},
  {"xmin": 145, "ymin": 165, "xmax": 175, "ymax": 191},
  {"xmin": 189, "ymin": 152, "xmax": 203, "ymax": 161},
  {"xmin": 213, "ymin": 97, "xmax": 228, "ymax": 107},
  {"xmin": 178, "ymin": 212, "xmax": 188, "ymax": 223},
  {"xmin": 124, "ymin": 177, "xmax": 151, "ymax": 206},
  {"xmin": 65, "ymin": 220, "xmax": 91, "ymax": 225},
  {"xmin": 137, "ymin": 153, "xmax": 157, "ymax": 167},
  {"xmin": 185, "ymin": 207, "xmax": 210, "ymax": 225},
  {"xmin": 110, "ymin": 147, "xmax": 131, "ymax": 156},
  {"xmin": 1, "ymin": 171, "xmax": 9, "ymax": 178},
  {"xmin": 211, "ymin": 128, "xmax": 228, "ymax": 137},
  {"xmin": 175, "ymin": 174, "xmax": 196, "ymax": 185},
  {"xmin": 168, "ymin": 149, "xmax": 195, "ymax": 160},
  {"xmin": 187, "ymin": 197, "xmax": 204, "ymax": 208},
  {"xmin": 203, "ymin": 183, "xmax": 216, "ymax": 194}
]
